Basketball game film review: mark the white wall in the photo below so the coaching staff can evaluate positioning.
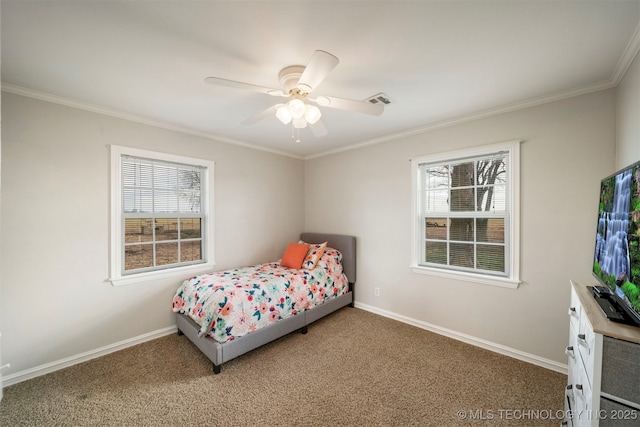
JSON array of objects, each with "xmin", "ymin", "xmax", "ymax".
[
  {"xmin": 616, "ymin": 52, "xmax": 640, "ymax": 167},
  {"xmin": 0, "ymin": 82, "xmax": 624, "ymax": 379},
  {"xmin": 0, "ymin": 93, "xmax": 305, "ymax": 376},
  {"xmin": 305, "ymin": 89, "xmax": 616, "ymax": 365}
]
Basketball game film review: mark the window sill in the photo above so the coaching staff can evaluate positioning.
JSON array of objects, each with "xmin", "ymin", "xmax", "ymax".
[
  {"xmin": 410, "ymin": 265, "xmax": 520, "ymax": 289},
  {"xmin": 109, "ymin": 263, "xmax": 216, "ymax": 287}
]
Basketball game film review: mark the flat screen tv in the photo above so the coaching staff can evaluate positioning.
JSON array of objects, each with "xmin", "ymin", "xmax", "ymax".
[{"xmin": 593, "ymin": 159, "xmax": 640, "ymax": 326}]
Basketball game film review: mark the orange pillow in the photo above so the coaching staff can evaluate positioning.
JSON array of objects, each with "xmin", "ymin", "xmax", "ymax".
[{"xmin": 280, "ymin": 242, "xmax": 310, "ymax": 269}]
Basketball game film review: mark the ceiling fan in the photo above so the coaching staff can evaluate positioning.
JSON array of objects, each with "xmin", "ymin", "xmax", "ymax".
[{"xmin": 204, "ymin": 50, "xmax": 384, "ymax": 141}]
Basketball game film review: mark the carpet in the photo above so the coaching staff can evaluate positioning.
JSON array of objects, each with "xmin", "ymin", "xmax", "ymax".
[{"xmin": 0, "ymin": 308, "xmax": 566, "ymax": 426}]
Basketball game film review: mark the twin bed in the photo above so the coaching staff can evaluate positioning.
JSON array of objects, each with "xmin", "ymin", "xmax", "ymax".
[{"xmin": 172, "ymin": 233, "xmax": 356, "ymax": 374}]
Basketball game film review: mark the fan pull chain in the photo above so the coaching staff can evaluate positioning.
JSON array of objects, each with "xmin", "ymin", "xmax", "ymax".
[{"xmin": 291, "ymin": 123, "xmax": 302, "ymax": 143}]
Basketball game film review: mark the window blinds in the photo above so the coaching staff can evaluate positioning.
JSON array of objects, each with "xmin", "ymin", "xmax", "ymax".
[{"xmin": 418, "ymin": 150, "xmax": 509, "ymax": 275}]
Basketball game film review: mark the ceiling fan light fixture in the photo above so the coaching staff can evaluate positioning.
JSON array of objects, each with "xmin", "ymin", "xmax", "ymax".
[
  {"xmin": 288, "ymin": 99, "xmax": 306, "ymax": 119},
  {"xmin": 304, "ymin": 104, "xmax": 321, "ymax": 124},
  {"xmin": 293, "ymin": 116, "xmax": 307, "ymax": 129},
  {"xmin": 276, "ymin": 105, "xmax": 292, "ymax": 124},
  {"xmin": 205, "ymin": 50, "xmax": 384, "ymax": 140}
]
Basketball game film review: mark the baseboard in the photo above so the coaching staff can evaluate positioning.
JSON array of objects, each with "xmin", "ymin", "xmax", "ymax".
[
  {"xmin": 2, "ymin": 326, "xmax": 178, "ymax": 388},
  {"xmin": 4, "ymin": 305, "xmax": 568, "ymax": 388},
  {"xmin": 354, "ymin": 302, "xmax": 568, "ymax": 375}
]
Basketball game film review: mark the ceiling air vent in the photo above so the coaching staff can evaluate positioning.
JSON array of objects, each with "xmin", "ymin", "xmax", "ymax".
[{"xmin": 366, "ymin": 92, "xmax": 392, "ymax": 105}]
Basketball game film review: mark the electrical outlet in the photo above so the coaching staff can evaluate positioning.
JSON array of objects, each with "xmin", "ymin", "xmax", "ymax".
[{"xmin": 374, "ymin": 287, "xmax": 380, "ymax": 296}]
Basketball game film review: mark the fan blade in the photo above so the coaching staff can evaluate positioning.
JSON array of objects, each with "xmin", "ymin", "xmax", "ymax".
[
  {"xmin": 309, "ymin": 119, "xmax": 328, "ymax": 138},
  {"xmin": 310, "ymin": 95, "xmax": 384, "ymax": 116},
  {"xmin": 204, "ymin": 77, "xmax": 285, "ymax": 97},
  {"xmin": 297, "ymin": 50, "xmax": 339, "ymax": 93},
  {"xmin": 241, "ymin": 104, "xmax": 282, "ymax": 125}
]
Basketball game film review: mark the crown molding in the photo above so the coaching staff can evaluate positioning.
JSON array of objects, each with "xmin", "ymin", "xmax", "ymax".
[
  {"xmin": 307, "ymin": 21, "xmax": 640, "ymax": 160},
  {"xmin": 0, "ymin": 77, "xmax": 620, "ymax": 162},
  {"xmin": 0, "ymin": 83, "xmax": 305, "ymax": 160},
  {"xmin": 612, "ymin": 21, "xmax": 640, "ymax": 85},
  {"xmin": 306, "ymin": 78, "xmax": 616, "ymax": 160},
  {"xmin": 4, "ymin": 22, "xmax": 637, "ymax": 165}
]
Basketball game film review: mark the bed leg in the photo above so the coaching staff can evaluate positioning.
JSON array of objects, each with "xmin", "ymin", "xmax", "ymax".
[
  {"xmin": 177, "ymin": 329, "xmax": 184, "ymax": 336},
  {"xmin": 348, "ymin": 283, "xmax": 355, "ymax": 307},
  {"xmin": 301, "ymin": 325, "xmax": 308, "ymax": 334},
  {"xmin": 213, "ymin": 363, "xmax": 221, "ymax": 375}
]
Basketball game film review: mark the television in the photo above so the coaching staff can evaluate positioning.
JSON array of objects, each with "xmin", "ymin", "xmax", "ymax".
[{"xmin": 592, "ymin": 159, "xmax": 640, "ymax": 327}]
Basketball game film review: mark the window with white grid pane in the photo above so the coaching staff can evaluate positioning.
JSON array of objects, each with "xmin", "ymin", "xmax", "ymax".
[
  {"xmin": 110, "ymin": 146, "xmax": 215, "ymax": 286},
  {"xmin": 411, "ymin": 141, "xmax": 521, "ymax": 288}
]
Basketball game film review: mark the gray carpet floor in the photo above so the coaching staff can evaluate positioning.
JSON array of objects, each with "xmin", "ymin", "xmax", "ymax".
[{"xmin": 0, "ymin": 308, "xmax": 567, "ymax": 426}]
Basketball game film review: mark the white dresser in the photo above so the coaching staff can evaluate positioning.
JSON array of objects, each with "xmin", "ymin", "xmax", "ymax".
[{"xmin": 564, "ymin": 280, "xmax": 640, "ymax": 426}]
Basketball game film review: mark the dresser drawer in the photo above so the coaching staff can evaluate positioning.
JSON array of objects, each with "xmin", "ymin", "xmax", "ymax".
[
  {"xmin": 572, "ymin": 366, "xmax": 593, "ymax": 427},
  {"xmin": 566, "ymin": 326, "xmax": 578, "ymax": 369},
  {"xmin": 564, "ymin": 384, "xmax": 576, "ymax": 427},
  {"xmin": 601, "ymin": 336, "xmax": 640, "ymax": 404},
  {"xmin": 569, "ymin": 287, "xmax": 581, "ymax": 331},
  {"xmin": 577, "ymin": 309, "xmax": 596, "ymax": 386}
]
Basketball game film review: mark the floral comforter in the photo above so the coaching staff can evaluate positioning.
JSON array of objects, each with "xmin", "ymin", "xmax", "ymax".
[{"xmin": 172, "ymin": 248, "xmax": 349, "ymax": 343}]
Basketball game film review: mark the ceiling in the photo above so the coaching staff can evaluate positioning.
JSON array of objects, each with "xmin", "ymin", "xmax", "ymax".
[{"xmin": 2, "ymin": 1, "xmax": 639, "ymax": 159}]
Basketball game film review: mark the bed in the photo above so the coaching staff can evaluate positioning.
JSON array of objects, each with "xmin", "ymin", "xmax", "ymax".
[{"xmin": 172, "ymin": 232, "xmax": 356, "ymax": 374}]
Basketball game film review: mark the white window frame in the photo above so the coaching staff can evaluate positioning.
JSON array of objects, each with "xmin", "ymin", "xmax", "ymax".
[
  {"xmin": 109, "ymin": 145, "xmax": 215, "ymax": 286},
  {"xmin": 410, "ymin": 140, "xmax": 521, "ymax": 288}
]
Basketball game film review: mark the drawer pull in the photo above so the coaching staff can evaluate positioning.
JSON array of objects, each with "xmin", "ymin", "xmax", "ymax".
[
  {"xmin": 574, "ymin": 384, "xmax": 584, "ymax": 401},
  {"xmin": 565, "ymin": 384, "xmax": 573, "ymax": 398},
  {"xmin": 568, "ymin": 307, "xmax": 579, "ymax": 318},
  {"xmin": 577, "ymin": 334, "xmax": 589, "ymax": 352},
  {"xmin": 565, "ymin": 346, "xmax": 575, "ymax": 359}
]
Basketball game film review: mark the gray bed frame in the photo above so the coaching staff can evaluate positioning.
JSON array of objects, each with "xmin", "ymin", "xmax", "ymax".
[{"xmin": 176, "ymin": 233, "xmax": 356, "ymax": 374}]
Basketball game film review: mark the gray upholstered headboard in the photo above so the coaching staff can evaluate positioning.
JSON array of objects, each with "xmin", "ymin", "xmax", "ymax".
[{"xmin": 300, "ymin": 233, "xmax": 356, "ymax": 284}]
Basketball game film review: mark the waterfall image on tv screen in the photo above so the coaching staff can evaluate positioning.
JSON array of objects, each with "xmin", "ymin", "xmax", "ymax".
[{"xmin": 593, "ymin": 161, "xmax": 640, "ymax": 320}]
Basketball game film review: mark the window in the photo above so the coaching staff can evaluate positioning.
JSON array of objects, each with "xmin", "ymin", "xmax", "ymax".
[
  {"xmin": 411, "ymin": 141, "xmax": 520, "ymax": 288},
  {"xmin": 110, "ymin": 146, "xmax": 215, "ymax": 286}
]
